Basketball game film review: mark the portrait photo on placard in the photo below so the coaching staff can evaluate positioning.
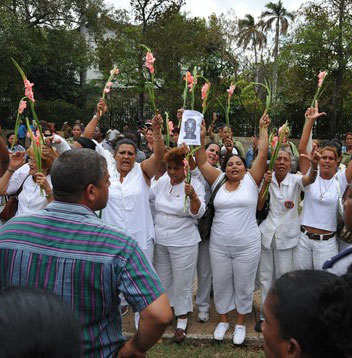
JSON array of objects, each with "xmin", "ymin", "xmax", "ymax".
[{"xmin": 177, "ymin": 110, "xmax": 203, "ymax": 146}]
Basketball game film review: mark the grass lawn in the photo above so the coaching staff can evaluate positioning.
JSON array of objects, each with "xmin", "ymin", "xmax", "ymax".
[{"xmin": 148, "ymin": 341, "xmax": 264, "ymax": 357}]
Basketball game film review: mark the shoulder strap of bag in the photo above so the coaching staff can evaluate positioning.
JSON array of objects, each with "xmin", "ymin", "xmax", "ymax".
[
  {"xmin": 208, "ymin": 175, "xmax": 227, "ymax": 206},
  {"xmin": 13, "ymin": 174, "xmax": 30, "ymax": 198}
]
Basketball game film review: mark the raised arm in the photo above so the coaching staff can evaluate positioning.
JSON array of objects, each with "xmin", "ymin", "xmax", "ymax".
[
  {"xmin": 0, "ymin": 134, "xmax": 9, "ymax": 177},
  {"xmin": 0, "ymin": 152, "xmax": 26, "ymax": 195},
  {"xmin": 300, "ymin": 151, "xmax": 321, "ymax": 187},
  {"xmin": 83, "ymin": 99, "xmax": 107, "ymax": 139},
  {"xmin": 257, "ymin": 170, "xmax": 272, "ymax": 211},
  {"xmin": 207, "ymin": 113, "xmax": 217, "ymax": 141},
  {"xmin": 298, "ymin": 101, "xmax": 326, "ymax": 175},
  {"xmin": 249, "ymin": 112, "xmax": 270, "ymax": 187},
  {"xmin": 195, "ymin": 120, "xmax": 221, "ymax": 186},
  {"xmin": 141, "ymin": 114, "xmax": 165, "ymax": 181}
]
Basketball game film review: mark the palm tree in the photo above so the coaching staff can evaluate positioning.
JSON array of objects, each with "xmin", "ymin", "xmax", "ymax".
[
  {"xmin": 261, "ymin": 0, "xmax": 295, "ymax": 100},
  {"xmin": 237, "ymin": 14, "xmax": 267, "ymax": 83}
]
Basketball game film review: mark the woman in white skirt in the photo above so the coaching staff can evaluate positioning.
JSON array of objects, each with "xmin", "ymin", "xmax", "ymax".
[
  {"xmin": 195, "ymin": 113, "xmax": 270, "ymax": 345},
  {"xmin": 296, "ymin": 102, "xmax": 352, "ymax": 270},
  {"xmin": 151, "ymin": 146, "xmax": 205, "ymax": 343}
]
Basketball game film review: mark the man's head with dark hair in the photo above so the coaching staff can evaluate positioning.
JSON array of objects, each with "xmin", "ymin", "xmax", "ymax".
[
  {"xmin": 51, "ymin": 149, "xmax": 109, "ymax": 210},
  {"xmin": 0, "ymin": 287, "xmax": 81, "ymax": 358}
]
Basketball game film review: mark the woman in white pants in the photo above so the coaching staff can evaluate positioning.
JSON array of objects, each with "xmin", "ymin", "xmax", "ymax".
[
  {"xmin": 256, "ymin": 149, "xmax": 320, "ymax": 332},
  {"xmin": 296, "ymin": 102, "xmax": 352, "ymax": 270},
  {"xmin": 195, "ymin": 113, "xmax": 270, "ymax": 345},
  {"xmin": 151, "ymin": 146, "xmax": 205, "ymax": 343},
  {"xmin": 191, "ymin": 142, "xmax": 221, "ymax": 323}
]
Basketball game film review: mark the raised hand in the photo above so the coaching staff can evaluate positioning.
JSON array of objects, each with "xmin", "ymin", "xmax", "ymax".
[
  {"xmin": 263, "ymin": 170, "xmax": 272, "ymax": 184},
  {"xmin": 305, "ymin": 101, "xmax": 326, "ymax": 122},
  {"xmin": 300, "ymin": 150, "xmax": 321, "ymax": 166},
  {"xmin": 259, "ymin": 112, "xmax": 270, "ymax": 129},
  {"xmin": 96, "ymin": 98, "xmax": 107, "ymax": 117},
  {"xmin": 152, "ymin": 114, "xmax": 163, "ymax": 134},
  {"xmin": 9, "ymin": 151, "xmax": 26, "ymax": 171},
  {"xmin": 200, "ymin": 120, "xmax": 206, "ymax": 144}
]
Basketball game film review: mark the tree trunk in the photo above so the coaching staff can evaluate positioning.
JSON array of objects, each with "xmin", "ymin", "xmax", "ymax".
[
  {"xmin": 254, "ymin": 38, "xmax": 259, "ymax": 84},
  {"xmin": 272, "ymin": 18, "xmax": 280, "ymax": 101},
  {"xmin": 330, "ymin": 0, "xmax": 345, "ymax": 138}
]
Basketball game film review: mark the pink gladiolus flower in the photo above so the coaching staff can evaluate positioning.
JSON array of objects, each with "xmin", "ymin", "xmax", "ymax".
[
  {"xmin": 201, "ymin": 83, "xmax": 210, "ymax": 100},
  {"xmin": 145, "ymin": 52, "xmax": 155, "ymax": 74},
  {"xmin": 110, "ymin": 68, "xmax": 119, "ymax": 76},
  {"xmin": 318, "ymin": 71, "xmax": 327, "ymax": 87},
  {"xmin": 19, "ymin": 100, "xmax": 27, "ymax": 114},
  {"xmin": 168, "ymin": 120, "xmax": 174, "ymax": 134},
  {"xmin": 104, "ymin": 88, "xmax": 110, "ymax": 94},
  {"xmin": 24, "ymin": 79, "xmax": 35, "ymax": 102},
  {"xmin": 107, "ymin": 81, "xmax": 113, "ymax": 87},
  {"xmin": 271, "ymin": 135, "xmax": 279, "ymax": 149},
  {"xmin": 227, "ymin": 83, "xmax": 236, "ymax": 97}
]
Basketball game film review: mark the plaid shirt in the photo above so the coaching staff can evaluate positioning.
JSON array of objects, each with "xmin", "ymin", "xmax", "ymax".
[{"xmin": 0, "ymin": 201, "xmax": 164, "ymax": 358}]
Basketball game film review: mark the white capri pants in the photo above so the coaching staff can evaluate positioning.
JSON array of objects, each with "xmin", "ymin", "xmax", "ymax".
[
  {"xmin": 209, "ymin": 239, "xmax": 260, "ymax": 315},
  {"xmin": 294, "ymin": 231, "xmax": 337, "ymax": 270},
  {"xmin": 259, "ymin": 242, "xmax": 293, "ymax": 319},
  {"xmin": 153, "ymin": 243, "xmax": 198, "ymax": 317},
  {"xmin": 196, "ymin": 239, "xmax": 212, "ymax": 313}
]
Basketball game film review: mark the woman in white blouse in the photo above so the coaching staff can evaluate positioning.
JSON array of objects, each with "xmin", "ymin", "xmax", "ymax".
[
  {"xmin": 255, "ymin": 149, "xmax": 320, "ymax": 332},
  {"xmin": 296, "ymin": 102, "xmax": 352, "ymax": 270},
  {"xmin": 0, "ymin": 147, "xmax": 55, "ymax": 216},
  {"xmin": 150, "ymin": 146, "xmax": 205, "ymax": 343},
  {"xmin": 195, "ymin": 113, "xmax": 270, "ymax": 345}
]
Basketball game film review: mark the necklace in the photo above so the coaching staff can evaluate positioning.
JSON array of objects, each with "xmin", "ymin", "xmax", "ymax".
[{"xmin": 318, "ymin": 175, "xmax": 334, "ymax": 201}]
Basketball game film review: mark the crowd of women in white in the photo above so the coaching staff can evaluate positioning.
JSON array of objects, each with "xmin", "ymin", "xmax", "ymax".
[{"xmin": 1, "ymin": 99, "xmax": 352, "ymax": 346}]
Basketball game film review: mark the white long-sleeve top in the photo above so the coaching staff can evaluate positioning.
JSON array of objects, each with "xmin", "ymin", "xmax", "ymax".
[
  {"xmin": 7, "ymin": 163, "xmax": 52, "ymax": 216},
  {"xmin": 150, "ymin": 175, "xmax": 205, "ymax": 247},
  {"xmin": 260, "ymin": 172, "xmax": 306, "ymax": 250}
]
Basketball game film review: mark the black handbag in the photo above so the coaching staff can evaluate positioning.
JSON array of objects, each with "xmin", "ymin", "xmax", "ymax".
[
  {"xmin": 198, "ymin": 175, "xmax": 227, "ymax": 241},
  {"xmin": 256, "ymin": 193, "xmax": 270, "ymax": 225}
]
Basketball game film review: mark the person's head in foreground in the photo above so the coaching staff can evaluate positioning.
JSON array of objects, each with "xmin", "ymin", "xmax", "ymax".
[
  {"xmin": 0, "ymin": 287, "xmax": 80, "ymax": 358},
  {"xmin": 262, "ymin": 270, "xmax": 352, "ymax": 358},
  {"xmin": 51, "ymin": 149, "xmax": 110, "ymax": 211}
]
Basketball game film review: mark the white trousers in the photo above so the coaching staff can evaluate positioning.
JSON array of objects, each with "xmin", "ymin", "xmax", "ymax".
[
  {"xmin": 294, "ymin": 232, "xmax": 337, "ymax": 270},
  {"xmin": 196, "ymin": 239, "xmax": 212, "ymax": 312},
  {"xmin": 337, "ymin": 237, "xmax": 352, "ymax": 252},
  {"xmin": 209, "ymin": 239, "xmax": 260, "ymax": 315},
  {"xmin": 153, "ymin": 243, "xmax": 198, "ymax": 317},
  {"xmin": 259, "ymin": 243, "xmax": 293, "ymax": 319}
]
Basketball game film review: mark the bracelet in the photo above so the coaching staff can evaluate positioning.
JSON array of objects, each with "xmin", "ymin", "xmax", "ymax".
[
  {"xmin": 45, "ymin": 192, "xmax": 53, "ymax": 199},
  {"xmin": 7, "ymin": 169, "xmax": 15, "ymax": 173},
  {"xmin": 311, "ymin": 168, "xmax": 318, "ymax": 172}
]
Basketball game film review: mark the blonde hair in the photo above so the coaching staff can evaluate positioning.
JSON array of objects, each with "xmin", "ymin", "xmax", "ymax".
[{"xmin": 27, "ymin": 145, "xmax": 55, "ymax": 174}]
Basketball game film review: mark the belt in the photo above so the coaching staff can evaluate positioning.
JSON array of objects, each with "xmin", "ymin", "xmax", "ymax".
[{"xmin": 301, "ymin": 227, "xmax": 335, "ymax": 241}]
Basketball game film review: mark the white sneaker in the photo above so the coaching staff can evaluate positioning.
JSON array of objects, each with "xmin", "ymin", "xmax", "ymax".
[
  {"xmin": 233, "ymin": 324, "xmax": 246, "ymax": 345},
  {"xmin": 197, "ymin": 311, "xmax": 209, "ymax": 323},
  {"xmin": 213, "ymin": 322, "xmax": 229, "ymax": 341}
]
